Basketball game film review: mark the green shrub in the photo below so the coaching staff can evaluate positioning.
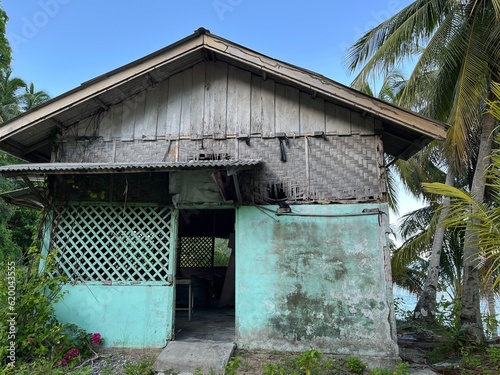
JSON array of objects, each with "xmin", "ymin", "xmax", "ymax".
[
  {"xmin": 224, "ymin": 355, "xmax": 242, "ymax": 375},
  {"xmin": 0, "ymin": 247, "xmax": 99, "ymax": 371},
  {"xmin": 394, "ymin": 361, "xmax": 410, "ymax": 375},
  {"xmin": 346, "ymin": 356, "xmax": 366, "ymax": 373},
  {"xmin": 296, "ymin": 349, "xmax": 322, "ymax": 375},
  {"xmin": 261, "ymin": 350, "xmax": 338, "ymax": 375},
  {"xmin": 487, "ymin": 346, "xmax": 500, "ymax": 370},
  {"xmin": 124, "ymin": 358, "xmax": 154, "ymax": 375}
]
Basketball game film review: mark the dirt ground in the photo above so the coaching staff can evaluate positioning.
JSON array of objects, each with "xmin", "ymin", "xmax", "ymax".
[{"xmin": 85, "ymin": 345, "xmax": 430, "ymax": 374}]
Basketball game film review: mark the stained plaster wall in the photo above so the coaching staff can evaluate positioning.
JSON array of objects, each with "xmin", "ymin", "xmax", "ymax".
[
  {"xmin": 235, "ymin": 204, "xmax": 398, "ymax": 358},
  {"xmin": 54, "ymin": 284, "xmax": 174, "ymax": 348}
]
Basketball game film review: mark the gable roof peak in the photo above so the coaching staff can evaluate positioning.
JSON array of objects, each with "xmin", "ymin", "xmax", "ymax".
[
  {"xmin": 195, "ymin": 27, "xmax": 211, "ymax": 35},
  {"xmin": 0, "ymin": 29, "xmax": 447, "ymax": 162}
]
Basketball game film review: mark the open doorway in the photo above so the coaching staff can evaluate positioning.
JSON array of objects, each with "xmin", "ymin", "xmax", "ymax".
[{"xmin": 174, "ymin": 208, "xmax": 235, "ymax": 342}]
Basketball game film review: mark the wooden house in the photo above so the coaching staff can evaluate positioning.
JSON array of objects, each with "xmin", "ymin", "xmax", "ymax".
[{"xmin": 0, "ymin": 28, "xmax": 447, "ymax": 363}]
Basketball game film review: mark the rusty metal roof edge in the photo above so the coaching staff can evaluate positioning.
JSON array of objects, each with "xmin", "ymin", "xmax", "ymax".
[{"xmin": 0, "ymin": 160, "xmax": 263, "ymax": 174}]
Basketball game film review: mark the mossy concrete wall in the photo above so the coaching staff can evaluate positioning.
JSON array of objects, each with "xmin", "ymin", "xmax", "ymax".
[{"xmin": 235, "ymin": 204, "xmax": 398, "ymax": 359}]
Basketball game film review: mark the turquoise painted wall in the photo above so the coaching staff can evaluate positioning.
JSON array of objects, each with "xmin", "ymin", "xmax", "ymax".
[
  {"xmin": 54, "ymin": 283, "xmax": 174, "ymax": 348},
  {"xmin": 235, "ymin": 204, "xmax": 398, "ymax": 358}
]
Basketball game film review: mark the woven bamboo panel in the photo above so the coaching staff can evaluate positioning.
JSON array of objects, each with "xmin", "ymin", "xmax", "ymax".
[
  {"xmin": 237, "ymin": 135, "xmax": 381, "ymax": 202},
  {"xmin": 178, "ymin": 236, "xmax": 214, "ymax": 268},
  {"xmin": 59, "ymin": 133, "xmax": 383, "ymax": 204},
  {"xmin": 51, "ymin": 204, "xmax": 175, "ymax": 282}
]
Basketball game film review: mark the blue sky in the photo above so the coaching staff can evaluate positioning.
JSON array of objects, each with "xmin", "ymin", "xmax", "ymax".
[
  {"xmin": 3, "ymin": 0, "xmax": 413, "ymax": 97},
  {"xmin": 2, "ymin": 0, "xmax": 423, "ymax": 222}
]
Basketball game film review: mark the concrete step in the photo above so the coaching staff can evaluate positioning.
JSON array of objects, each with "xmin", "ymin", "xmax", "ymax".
[{"xmin": 153, "ymin": 340, "xmax": 236, "ymax": 375}]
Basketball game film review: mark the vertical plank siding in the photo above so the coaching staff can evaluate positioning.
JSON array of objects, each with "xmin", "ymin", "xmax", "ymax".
[
  {"xmin": 156, "ymin": 79, "xmax": 170, "ymax": 136},
  {"xmin": 208, "ymin": 61, "xmax": 229, "ymax": 139},
  {"xmin": 180, "ymin": 67, "xmax": 193, "ymax": 139},
  {"xmin": 166, "ymin": 72, "xmax": 183, "ymax": 139},
  {"xmin": 190, "ymin": 63, "xmax": 206, "ymax": 139},
  {"xmin": 142, "ymin": 87, "xmax": 160, "ymax": 140},
  {"xmin": 227, "ymin": 65, "xmax": 251, "ymax": 136},
  {"xmin": 76, "ymin": 61, "xmax": 374, "ymax": 141},
  {"xmin": 99, "ymin": 109, "xmax": 113, "ymax": 142},
  {"xmin": 275, "ymin": 83, "xmax": 299, "ymax": 135},
  {"xmin": 299, "ymin": 92, "xmax": 325, "ymax": 135},
  {"xmin": 119, "ymin": 96, "xmax": 135, "ymax": 141}
]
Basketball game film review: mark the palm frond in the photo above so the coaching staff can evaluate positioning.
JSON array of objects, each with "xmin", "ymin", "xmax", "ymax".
[
  {"xmin": 397, "ymin": 7, "xmax": 463, "ymax": 111},
  {"xmin": 392, "ymin": 258, "xmax": 427, "ymax": 295},
  {"xmin": 444, "ymin": 13, "xmax": 491, "ymax": 168},
  {"xmin": 386, "ymin": 155, "xmax": 400, "ymax": 215},
  {"xmin": 399, "ymin": 204, "xmax": 436, "ymax": 239},
  {"xmin": 392, "ymin": 141, "xmax": 446, "ymax": 202},
  {"xmin": 346, "ymin": 0, "xmax": 452, "ymax": 85},
  {"xmin": 491, "ymin": 0, "xmax": 500, "ymax": 18}
]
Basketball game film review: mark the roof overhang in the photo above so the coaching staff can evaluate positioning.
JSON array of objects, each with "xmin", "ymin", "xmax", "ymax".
[
  {"xmin": 0, "ymin": 159, "xmax": 262, "ymax": 177},
  {"xmin": 0, "ymin": 159, "xmax": 262, "ymax": 208},
  {"xmin": 0, "ymin": 28, "xmax": 448, "ymax": 162}
]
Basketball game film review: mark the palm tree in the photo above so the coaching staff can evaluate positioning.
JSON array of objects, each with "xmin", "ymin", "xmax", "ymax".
[
  {"xmin": 0, "ymin": 6, "xmax": 11, "ymax": 71},
  {"xmin": 0, "ymin": 69, "xmax": 26, "ymax": 122},
  {"xmin": 346, "ymin": 0, "xmax": 500, "ymax": 343},
  {"xmin": 392, "ymin": 195, "xmax": 468, "ymax": 301},
  {"xmin": 21, "ymin": 82, "xmax": 50, "ymax": 112},
  {"xmin": 423, "ymin": 82, "xmax": 500, "ymax": 337},
  {"xmin": 353, "ymin": 70, "xmax": 458, "ymax": 320}
]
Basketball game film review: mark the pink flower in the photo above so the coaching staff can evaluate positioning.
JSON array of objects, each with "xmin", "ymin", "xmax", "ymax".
[
  {"xmin": 91, "ymin": 332, "xmax": 101, "ymax": 345},
  {"xmin": 27, "ymin": 337, "xmax": 34, "ymax": 345},
  {"xmin": 64, "ymin": 348, "xmax": 80, "ymax": 359},
  {"xmin": 57, "ymin": 359, "xmax": 67, "ymax": 366}
]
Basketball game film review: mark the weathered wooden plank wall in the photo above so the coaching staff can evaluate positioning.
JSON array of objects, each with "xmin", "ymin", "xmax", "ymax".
[
  {"xmin": 70, "ymin": 61, "xmax": 375, "ymax": 141},
  {"xmin": 227, "ymin": 65, "xmax": 251, "ymax": 136}
]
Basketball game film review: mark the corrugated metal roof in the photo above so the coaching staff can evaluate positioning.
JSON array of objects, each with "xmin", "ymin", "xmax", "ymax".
[{"xmin": 0, "ymin": 160, "xmax": 262, "ymax": 176}]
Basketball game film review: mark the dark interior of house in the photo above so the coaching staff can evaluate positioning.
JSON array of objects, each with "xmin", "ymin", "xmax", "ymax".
[
  {"xmin": 174, "ymin": 208, "xmax": 236, "ymax": 341},
  {"xmin": 176, "ymin": 209, "xmax": 236, "ymax": 311}
]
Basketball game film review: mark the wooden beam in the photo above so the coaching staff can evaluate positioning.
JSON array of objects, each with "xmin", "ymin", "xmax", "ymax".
[
  {"xmin": 21, "ymin": 176, "xmax": 46, "ymax": 205},
  {"xmin": 24, "ymin": 139, "xmax": 50, "ymax": 154},
  {"xmin": 94, "ymin": 97, "xmax": 110, "ymax": 111},
  {"xmin": 232, "ymin": 174, "xmax": 242, "ymax": 207}
]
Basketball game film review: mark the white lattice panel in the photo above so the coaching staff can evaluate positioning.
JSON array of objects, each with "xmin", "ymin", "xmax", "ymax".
[{"xmin": 52, "ymin": 204, "xmax": 175, "ymax": 282}]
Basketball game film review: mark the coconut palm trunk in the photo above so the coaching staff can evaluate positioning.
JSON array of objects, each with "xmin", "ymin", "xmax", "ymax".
[
  {"xmin": 460, "ymin": 108, "xmax": 496, "ymax": 344},
  {"xmin": 413, "ymin": 170, "xmax": 454, "ymax": 322},
  {"xmin": 485, "ymin": 272, "xmax": 498, "ymax": 338}
]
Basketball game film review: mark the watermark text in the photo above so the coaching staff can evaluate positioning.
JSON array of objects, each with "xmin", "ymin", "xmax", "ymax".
[
  {"xmin": 6, "ymin": 261, "xmax": 16, "ymax": 367},
  {"xmin": 9, "ymin": 0, "xmax": 71, "ymax": 52}
]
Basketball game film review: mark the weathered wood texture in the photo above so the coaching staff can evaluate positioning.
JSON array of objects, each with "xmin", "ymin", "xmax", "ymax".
[
  {"xmin": 59, "ymin": 61, "xmax": 383, "ymax": 203},
  {"xmin": 66, "ymin": 61, "xmax": 374, "ymax": 142}
]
